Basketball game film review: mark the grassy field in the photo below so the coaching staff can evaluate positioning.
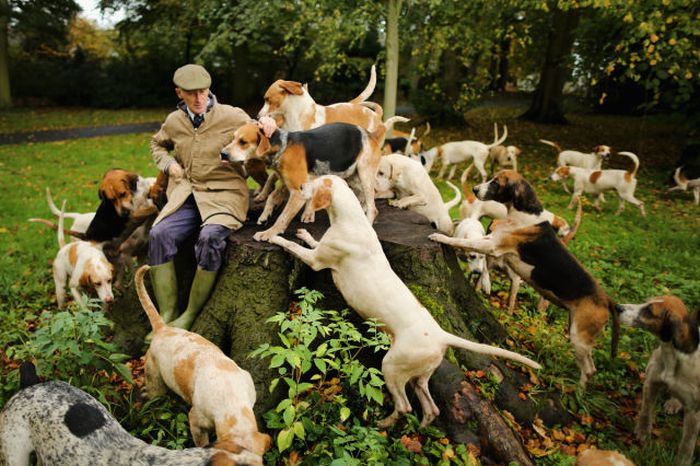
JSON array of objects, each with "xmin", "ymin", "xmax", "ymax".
[
  {"xmin": 0, "ymin": 107, "xmax": 169, "ymax": 133},
  {"xmin": 0, "ymin": 105, "xmax": 698, "ymax": 465}
]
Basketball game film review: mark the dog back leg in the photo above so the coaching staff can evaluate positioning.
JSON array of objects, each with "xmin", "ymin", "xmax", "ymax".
[
  {"xmin": 356, "ymin": 157, "xmax": 379, "ymax": 223},
  {"xmin": 254, "ymin": 189, "xmax": 306, "ymax": 241},
  {"xmin": 447, "ymin": 164, "xmax": 458, "ymax": 181},
  {"xmin": 143, "ymin": 351, "xmax": 168, "ymax": 398},
  {"xmin": 694, "ymin": 186, "xmax": 700, "ymax": 205},
  {"xmin": 377, "ymin": 357, "xmax": 413, "ymax": 428},
  {"xmin": 53, "ymin": 265, "xmax": 68, "ymax": 309},
  {"xmin": 411, "ymin": 375, "xmax": 440, "ymax": 427},
  {"xmin": 474, "ymin": 160, "xmax": 488, "ymax": 183},
  {"xmin": 507, "ymin": 274, "xmax": 522, "ymax": 313},
  {"xmin": 618, "ymin": 190, "xmax": 646, "ymax": 216},
  {"xmin": 676, "ymin": 409, "xmax": 700, "ymax": 466}
]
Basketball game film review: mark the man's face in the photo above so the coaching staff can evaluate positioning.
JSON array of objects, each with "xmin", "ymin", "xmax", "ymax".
[{"xmin": 176, "ymin": 88, "xmax": 209, "ymax": 114}]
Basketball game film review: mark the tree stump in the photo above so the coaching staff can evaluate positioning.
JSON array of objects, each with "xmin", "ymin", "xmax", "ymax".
[{"xmin": 111, "ymin": 199, "xmax": 572, "ymax": 464}]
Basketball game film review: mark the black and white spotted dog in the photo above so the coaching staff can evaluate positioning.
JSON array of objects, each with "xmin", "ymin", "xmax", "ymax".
[{"xmin": 0, "ymin": 362, "xmax": 258, "ymax": 466}]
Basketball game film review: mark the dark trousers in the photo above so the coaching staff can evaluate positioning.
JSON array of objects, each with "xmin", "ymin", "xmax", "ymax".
[{"xmin": 149, "ymin": 195, "xmax": 231, "ymax": 271}]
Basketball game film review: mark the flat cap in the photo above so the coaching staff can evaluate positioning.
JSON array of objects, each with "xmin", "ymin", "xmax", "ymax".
[{"xmin": 173, "ymin": 64, "xmax": 211, "ymax": 91}]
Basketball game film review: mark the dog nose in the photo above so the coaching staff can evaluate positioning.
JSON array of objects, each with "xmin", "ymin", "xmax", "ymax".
[
  {"xmin": 614, "ymin": 304, "xmax": 625, "ymax": 314},
  {"xmin": 103, "ymin": 294, "xmax": 114, "ymax": 303},
  {"xmin": 472, "ymin": 186, "xmax": 479, "ymax": 196}
]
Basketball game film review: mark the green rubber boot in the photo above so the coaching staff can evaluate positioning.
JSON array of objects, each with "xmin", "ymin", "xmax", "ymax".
[
  {"xmin": 149, "ymin": 261, "xmax": 178, "ymax": 324},
  {"xmin": 168, "ymin": 268, "xmax": 218, "ymax": 331}
]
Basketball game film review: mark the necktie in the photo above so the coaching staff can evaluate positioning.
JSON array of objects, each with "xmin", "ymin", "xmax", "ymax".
[{"xmin": 193, "ymin": 114, "xmax": 204, "ymax": 128}]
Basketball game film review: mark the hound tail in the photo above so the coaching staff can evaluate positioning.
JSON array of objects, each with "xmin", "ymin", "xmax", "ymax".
[
  {"xmin": 19, "ymin": 361, "xmax": 41, "ymax": 389},
  {"xmin": 422, "ymin": 122, "xmax": 431, "ymax": 138},
  {"xmin": 444, "ymin": 181, "xmax": 462, "ymax": 210},
  {"xmin": 618, "ymin": 151, "xmax": 640, "ymax": 177},
  {"xmin": 46, "ymin": 188, "xmax": 82, "ymax": 220},
  {"xmin": 443, "ymin": 331, "xmax": 542, "ymax": 370},
  {"xmin": 404, "ymin": 127, "xmax": 417, "ymax": 154},
  {"xmin": 539, "ymin": 139, "xmax": 562, "ymax": 155},
  {"xmin": 349, "ymin": 64, "xmax": 377, "ymax": 104},
  {"xmin": 460, "ymin": 164, "xmax": 475, "ymax": 187},
  {"xmin": 360, "ymin": 101, "xmax": 384, "ymax": 121},
  {"xmin": 487, "ymin": 124, "xmax": 508, "ymax": 149},
  {"xmin": 608, "ymin": 300, "xmax": 620, "ymax": 358},
  {"xmin": 135, "ymin": 265, "xmax": 166, "ymax": 333},
  {"xmin": 57, "ymin": 200, "xmax": 66, "ymax": 249},
  {"xmin": 28, "ymin": 218, "xmax": 87, "ymax": 240},
  {"xmin": 375, "ymin": 116, "xmax": 410, "ymax": 140},
  {"xmin": 561, "ymin": 196, "xmax": 583, "ymax": 245}
]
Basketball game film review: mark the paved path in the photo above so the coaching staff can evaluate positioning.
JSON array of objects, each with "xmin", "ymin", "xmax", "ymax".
[{"xmin": 0, "ymin": 122, "xmax": 161, "ymax": 145}]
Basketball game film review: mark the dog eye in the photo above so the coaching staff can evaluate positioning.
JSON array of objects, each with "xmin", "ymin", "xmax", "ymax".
[
  {"xmin": 118, "ymin": 192, "xmax": 127, "ymax": 198},
  {"xmin": 239, "ymin": 140, "xmax": 246, "ymax": 146}
]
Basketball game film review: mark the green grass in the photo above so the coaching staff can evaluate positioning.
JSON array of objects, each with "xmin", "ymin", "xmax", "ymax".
[
  {"xmin": 0, "ymin": 107, "xmax": 170, "ymax": 133},
  {"xmin": 1, "ymin": 106, "xmax": 699, "ymax": 464}
]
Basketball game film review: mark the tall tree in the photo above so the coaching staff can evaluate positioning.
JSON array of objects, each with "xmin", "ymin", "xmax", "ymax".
[
  {"xmin": 521, "ymin": 4, "xmax": 580, "ymax": 123},
  {"xmin": 382, "ymin": 0, "xmax": 401, "ymax": 121},
  {"xmin": 0, "ymin": 0, "xmax": 10, "ymax": 108}
]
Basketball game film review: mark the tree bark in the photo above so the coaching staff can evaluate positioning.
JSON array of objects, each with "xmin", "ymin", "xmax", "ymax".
[
  {"xmin": 0, "ymin": 0, "xmax": 11, "ymax": 109},
  {"xmin": 521, "ymin": 7, "xmax": 580, "ymax": 123},
  {"xmin": 111, "ymin": 199, "xmax": 572, "ymax": 457},
  {"xmin": 383, "ymin": 0, "xmax": 402, "ymax": 133}
]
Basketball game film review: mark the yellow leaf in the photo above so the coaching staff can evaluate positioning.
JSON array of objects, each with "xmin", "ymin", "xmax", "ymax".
[
  {"xmin": 623, "ymin": 12, "xmax": 633, "ymax": 23},
  {"xmin": 686, "ymin": 71, "xmax": 694, "ymax": 80},
  {"xmin": 650, "ymin": 33, "xmax": 659, "ymax": 43},
  {"xmin": 669, "ymin": 38, "xmax": 677, "ymax": 45},
  {"xmin": 0, "ymin": 227, "xmax": 8, "ymax": 234}
]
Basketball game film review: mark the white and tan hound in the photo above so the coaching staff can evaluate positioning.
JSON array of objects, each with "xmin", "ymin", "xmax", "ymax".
[
  {"xmin": 374, "ymin": 153, "xmax": 460, "ymax": 234},
  {"xmin": 52, "ymin": 202, "xmax": 114, "ymax": 309},
  {"xmin": 269, "ymin": 175, "xmax": 540, "ymax": 427},
  {"xmin": 550, "ymin": 151, "xmax": 645, "ymax": 216},
  {"xmin": 135, "ymin": 266, "xmax": 271, "ymax": 463},
  {"xmin": 669, "ymin": 164, "xmax": 700, "ymax": 205},
  {"xmin": 257, "ymin": 65, "xmax": 380, "ymax": 132}
]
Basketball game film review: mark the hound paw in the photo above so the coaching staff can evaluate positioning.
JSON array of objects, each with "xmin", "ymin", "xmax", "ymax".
[
  {"xmin": 254, "ymin": 191, "xmax": 269, "ymax": 203},
  {"xmin": 664, "ymin": 398, "xmax": 683, "ymax": 415},
  {"xmin": 301, "ymin": 210, "xmax": 315, "ymax": 223},
  {"xmin": 268, "ymin": 235, "xmax": 285, "ymax": 247},
  {"xmin": 296, "ymin": 229, "xmax": 313, "ymax": 242},
  {"xmin": 254, "ymin": 228, "xmax": 281, "ymax": 242},
  {"xmin": 429, "ymin": 233, "xmax": 449, "ymax": 243},
  {"xmin": 389, "ymin": 199, "xmax": 407, "ymax": 209}
]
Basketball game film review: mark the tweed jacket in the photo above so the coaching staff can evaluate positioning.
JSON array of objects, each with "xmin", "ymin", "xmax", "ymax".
[{"xmin": 151, "ymin": 95, "xmax": 252, "ymax": 230}]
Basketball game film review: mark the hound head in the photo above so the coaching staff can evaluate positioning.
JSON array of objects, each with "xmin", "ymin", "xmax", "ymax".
[
  {"xmin": 474, "ymin": 170, "xmax": 542, "ymax": 214},
  {"xmin": 617, "ymin": 295, "xmax": 699, "ymax": 354},
  {"xmin": 550, "ymin": 166, "xmax": 570, "ymax": 182},
  {"xmin": 593, "ymin": 145, "xmax": 612, "ymax": 160},
  {"xmin": 258, "ymin": 79, "xmax": 307, "ymax": 120},
  {"xmin": 212, "ymin": 430, "xmax": 272, "ymax": 466},
  {"xmin": 222, "ymin": 123, "xmax": 272, "ymax": 163},
  {"xmin": 410, "ymin": 148, "xmax": 437, "ymax": 173},
  {"xmin": 99, "ymin": 169, "xmax": 140, "ymax": 217},
  {"xmin": 505, "ymin": 145, "xmax": 521, "ymax": 166},
  {"xmin": 79, "ymin": 257, "xmax": 114, "ymax": 304},
  {"xmin": 375, "ymin": 156, "xmax": 399, "ymax": 194}
]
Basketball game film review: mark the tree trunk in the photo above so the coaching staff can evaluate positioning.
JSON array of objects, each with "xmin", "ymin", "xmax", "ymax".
[
  {"xmin": 111, "ymin": 200, "xmax": 572, "ymax": 458},
  {"xmin": 383, "ymin": 0, "xmax": 402, "ymax": 132},
  {"xmin": 0, "ymin": 0, "xmax": 11, "ymax": 109},
  {"xmin": 521, "ymin": 7, "xmax": 580, "ymax": 123}
]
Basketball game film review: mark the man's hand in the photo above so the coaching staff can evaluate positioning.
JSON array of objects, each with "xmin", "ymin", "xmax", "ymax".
[
  {"xmin": 258, "ymin": 115, "xmax": 278, "ymax": 138},
  {"xmin": 168, "ymin": 162, "xmax": 184, "ymax": 179}
]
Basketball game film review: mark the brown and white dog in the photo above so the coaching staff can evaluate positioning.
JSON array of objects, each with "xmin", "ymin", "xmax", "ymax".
[
  {"xmin": 617, "ymin": 295, "xmax": 700, "ymax": 466},
  {"xmin": 269, "ymin": 175, "xmax": 541, "ymax": 428},
  {"xmin": 223, "ymin": 117, "xmax": 407, "ymax": 241},
  {"xmin": 489, "ymin": 123, "xmax": 520, "ymax": 173},
  {"xmin": 575, "ymin": 449, "xmax": 635, "ymax": 466},
  {"xmin": 421, "ymin": 125, "xmax": 509, "ymax": 182},
  {"xmin": 431, "ymin": 170, "xmax": 619, "ymax": 386},
  {"xmin": 52, "ymin": 202, "xmax": 114, "ymax": 309},
  {"xmin": 374, "ymin": 153, "xmax": 460, "ymax": 234},
  {"xmin": 669, "ymin": 164, "xmax": 700, "ymax": 205},
  {"xmin": 550, "ymin": 151, "xmax": 645, "ymax": 216},
  {"xmin": 258, "ymin": 65, "xmax": 380, "ymax": 132},
  {"xmin": 541, "ymin": 139, "xmax": 612, "ymax": 194},
  {"xmin": 135, "ymin": 265, "xmax": 271, "ymax": 464}
]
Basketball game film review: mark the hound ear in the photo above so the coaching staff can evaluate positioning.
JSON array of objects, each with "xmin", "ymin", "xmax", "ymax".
[
  {"xmin": 511, "ymin": 179, "xmax": 543, "ymax": 214},
  {"xmin": 279, "ymin": 80, "xmax": 304, "ymax": 96},
  {"xmin": 515, "ymin": 147, "xmax": 522, "ymax": 156},
  {"xmin": 126, "ymin": 173, "xmax": 138, "ymax": 192},
  {"xmin": 311, "ymin": 179, "xmax": 333, "ymax": 211},
  {"xmin": 256, "ymin": 132, "xmax": 271, "ymax": 157},
  {"xmin": 592, "ymin": 145, "xmax": 601, "ymax": 153},
  {"xmin": 98, "ymin": 188, "xmax": 106, "ymax": 200},
  {"xmin": 671, "ymin": 310, "xmax": 700, "ymax": 354}
]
